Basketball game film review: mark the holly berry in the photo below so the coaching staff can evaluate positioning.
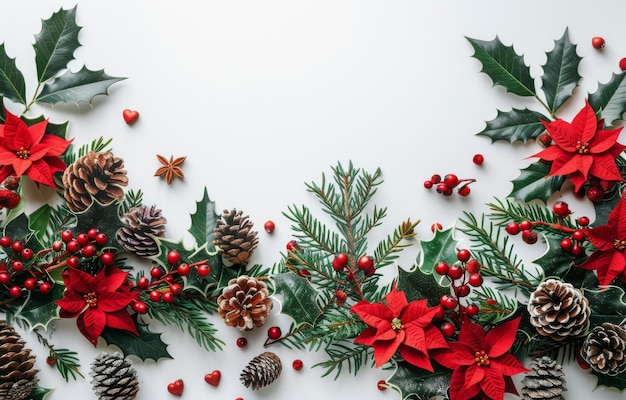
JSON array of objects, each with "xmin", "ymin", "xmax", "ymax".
[
  {"xmin": 196, "ymin": 264, "xmax": 211, "ymax": 277},
  {"xmin": 447, "ymin": 265, "xmax": 464, "ymax": 280},
  {"xmin": 46, "ymin": 355, "xmax": 57, "ymax": 366},
  {"xmin": 519, "ymin": 220, "xmax": 532, "ymax": 231},
  {"xmin": 52, "ymin": 240, "xmax": 63, "ymax": 252},
  {"xmin": 292, "ymin": 359, "xmax": 304, "ymax": 370},
  {"xmin": 620, "ymin": 57, "xmax": 626, "ymax": 71},
  {"xmin": 0, "ymin": 272, "xmax": 9, "ymax": 284},
  {"xmin": 264, "ymin": 220, "xmax": 275, "ymax": 233},
  {"xmin": 95, "ymin": 232, "xmax": 108, "ymax": 246},
  {"xmin": 9, "ymin": 286, "xmax": 21, "ymax": 298},
  {"xmin": 454, "ymin": 284, "xmax": 471, "ymax": 298},
  {"xmin": 552, "ymin": 201, "xmax": 571, "ymax": 218},
  {"xmin": 11, "ymin": 261, "xmax": 23, "ymax": 272},
  {"xmin": 377, "ymin": 380, "xmax": 388, "ymax": 391},
  {"xmin": 87, "ymin": 228, "xmax": 99, "ymax": 240},
  {"xmin": 39, "ymin": 282, "xmax": 52, "ymax": 294},
  {"xmin": 587, "ymin": 186, "xmax": 605, "ymax": 202},
  {"xmin": 440, "ymin": 294, "xmax": 458, "ymax": 310},
  {"xmin": 177, "ymin": 263, "xmax": 191, "ymax": 276},
  {"xmin": 560, "ymin": 238, "xmax": 573, "ymax": 251},
  {"xmin": 24, "ymin": 278, "xmax": 37, "ymax": 291},
  {"xmin": 150, "ymin": 267, "xmax": 164, "ymax": 279},
  {"xmin": 443, "ymin": 174, "xmax": 459, "ymax": 188},
  {"xmin": 132, "ymin": 301, "xmax": 148, "ymax": 314},
  {"xmin": 434, "ymin": 261, "xmax": 449, "ymax": 276},
  {"xmin": 61, "ymin": 230, "xmax": 73, "ymax": 243},
  {"xmin": 486, "ymin": 299, "xmax": 497, "ymax": 306},
  {"xmin": 465, "ymin": 304, "xmax": 479, "ymax": 316},
  {"xmin": 167, "ymin": 250, "xmax": 181, "ymax": 266},
  {"xmin": 592, "ymin": 36, "xmax": 606, "ymax": 49},
  {"xmin": 170, "ymin": 284, "xmax": 183, "ymax": 295},
  {"xmin": 236, "ymin": 337, "xmax": 248, "ymax": 348},
  {"xmin": 440, "ymin": 321, "xmax": 456, "ymax": 337},
  {"xmin": 522, "ymin": 230, "xmax": 538, "ymax": 244},
  {"xmin": 335, "ymin": 289, "xmax": 348, "ymax": 305},
  {"xmin": 149, "ymin": 290, "xmax": 161, "ymax": 302},
  {"xmin": 456, "ymin": 249, "xmax": 471, "ymax": 262},
  {"xmin": 472, "ymin": 154, "xmax": 484, "ymax": 165},
  {"xmin": 0, "ymin": 236, "xmax": 10, "ymax": 248},
  {"xmin": 578, "ymin": 216, "xmax": 590, "ymax": 227},
  {"xmin": 137, "ymin": 276, "xmax": 150, "ymax": 289},
  {"xmin": 435, "ymin": 183, "xmax": 452, "ymax": 196},
  {"xmin": 457, "ymin": 185, "xmax": 471, "ymax": 197},
  {"xmin": 11, "ymin": 241, "xmax": 23, "ymax": 253},
  {"xmin": 431, "ymin": 174, "xmax": 441, "ymax": 184},
  {"xmin": 504, "ymin": 222, "xmax": 519, "ymax": 235},
  {"xmin": 468, "ymin": 273, "xmax": 483, "ymax": 287},
  {"xmin": 20, "ymin": 248, "xmax": 33, "ymax": 260},
  {"xmin": 571, "ymin": 244, "xmax": 584, "ymax": 257},
  {"xmin": 572, "ymin": 230, "xmax": 585, "ymax": 242},
  {"xmin": 538, "ymin": 132, "xmax": 553, "ymax": 147},
  {"xmin": 465, "ymin": 259, "xmax": 481, "ymax": 274},
  {"xmin": 76, "ymin": 233, "xmax": 89, "ymax": 246},
  {"xmin": 66, "ymin": 240, "xmax": 80, "ymax": 253},
  {"xmin": 423, "ymin": 180, "xmax": 433, "ymax": 189},
  {"xmin": 162, "ymin": 291, "xmax": 175, "ymax": 303},
  {"xmin": 81, "ymin": 244, "xmax": 97, "ymax": 258},
  {"xmin": 267, "ymin": 326, "xmax": 282, "ymax": 340},
  {"xmin": 357, "ymin": 255, "xmax": 374, "ymax": 271},
  {"xmin": 286, "ymin": 240, "xmax": 298, "ymax": 252}
]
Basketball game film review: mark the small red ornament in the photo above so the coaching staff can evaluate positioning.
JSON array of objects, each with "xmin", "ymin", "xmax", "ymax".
[
  {"xmin": 472, "ymin": 153, "xmax": 484, "ymax": 165},
  {"xmin": 620, "ymin": 57, "xmax": 626, "ymax": 71},
  {"xmin": 292, "ymin": 359, "xmax": 303, "ymax": 370},
  {"xmin": 236, "ymin": 337, "xmax": 248, "ymax": 348},
  {"xmin": 39, "ymin": 282, "xmax": 52, "ymax": 294},
  {"xmin": 196, "ymin": 264, "xmax": 211, "ymax": 277},
  {"xmin": 286, "ymin": 240, "xmax": 298, "ymax": 252},
  {"xmin": 46, "ymin": 355, "xmax": 57, "ymax": 366},
  {"xmin": 377, "ymin": 380, "xmax": 388, "ymax": 391},
  {"xmin": 122, "ymin": 109, "xmax": 140, "ymax": 125},
  {"xmin": 591, "ymin": 36, "xmax": 605, "ymax": 49},
  {"xmin": 267, "ymin": 326, "xmax": 282, "ymax": 340},
  {"xmin": 167, "ymin": 250, "xmax": 180, "ymax": 266},
  {"xmin": 167, "ymin": 379, "xmax": 184, "ymax": 396},
  {"xmin": 264, "ymin": 220, "xmax": 275, "ymax": 233},
  {"xmin": 204, "ymin": 370, "xmax": 221, "ymax": 386}
]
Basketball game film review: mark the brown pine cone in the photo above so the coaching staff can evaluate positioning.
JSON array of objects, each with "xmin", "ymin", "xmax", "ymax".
[
  {"xmin": 62, "ymin": 151, "xmax": 128, "ymax": 212},
  {"xmin": 117, "ymin": 205, "xmax": 167, "ymax": 257},
  {"xmin": 217, "ymin": 275, "xmax": 272, "ymax": 331},
  {"xmin": 581, "ymin": 322, "xmax": 626, "ymax": 376},
  {"xmin": 527, "ymin": 279, "xmax": 590, "ymax": 341},
  {"xmin": 214, "ymin": 208, "xmax": 258, "ymax": 265},
  {"xmin": 0, "ymin": 321, "xmax": 38, "ymax": 400},
  {"xmin": 240, "ymin": 351, "xmax": 282, "ymax": 390}
]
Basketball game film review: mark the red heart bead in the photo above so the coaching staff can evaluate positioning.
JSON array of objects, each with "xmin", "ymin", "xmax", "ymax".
[
  {"xmin": 167, "ymin": 379, "xmax": 184, "ymax": 396},
  {"xmin": 204, "ymin": 370, "xmax": 221, "ymax": 386},
  {"xmin": 122, "ymin": 109, "xmax": 139, "ymax": 125}
]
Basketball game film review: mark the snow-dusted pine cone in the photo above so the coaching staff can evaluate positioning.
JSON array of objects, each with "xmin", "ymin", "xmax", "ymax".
[
  {"xmin": 527, "ymin": 279, "xmax": 590, "ymax": 341},
  {"xmin": 213, "ymin": 208, "xmax": 258, "ymax": 264},
  {"xmin": 581, "ymin": 322, "xmax": 626, "ymax": 376},
  {"xmin": 217, "ymin": 275, "xmax": 272, "ymax": 331},
  {"xmin": 90, "ymin": 352, "xmax": 139, "ymax": 400},
  {"xmin": 240, "ymin": 351, "xmax": 282, "ymax": 390},
  {"xmin": 63, "ymin": 151, "xmax": 128, "ymax": 212},
  {"xmin": 0, "ymin": 321, "xmax": 38, "ymax": 400},
  {"xmin": 521, "ymin": 356, "xmax": 567, "ymax": 400},
  {"xmin": 117, "ymin": 205, "xmax": 167, "ymax": 256}
]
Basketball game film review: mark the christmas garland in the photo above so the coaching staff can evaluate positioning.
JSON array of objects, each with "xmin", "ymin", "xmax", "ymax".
[{"xmin": 3, "ymin": 6, "xmax": 626, "ymax": 400}]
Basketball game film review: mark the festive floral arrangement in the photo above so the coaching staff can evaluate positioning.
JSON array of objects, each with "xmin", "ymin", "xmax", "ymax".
[{"xmin": 3, "ymin": 6, "xmax": 626, "ymax": 400}]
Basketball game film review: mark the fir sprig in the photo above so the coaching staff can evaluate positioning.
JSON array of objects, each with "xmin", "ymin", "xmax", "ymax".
[
  {"xmin": 61, "ymin": 136, "xmax": 113, "ymax": 166},
  {"xmin": 488, "ymin": 198, "xmax": 577, "ymax": 237},
  {"xmin": 313, "ymin": 341, "xmax": 374, "ymax": 379},
  {"xmin": 33, "ymin": 328, "xmax": 84, "ymax": 381},
  {"xmin": 471, "ymin": 285, "xmax": 518, "ymax": 325},
  {"xmin": 119, "ymin": 189, "xmax": 144, "ymax": 216}
]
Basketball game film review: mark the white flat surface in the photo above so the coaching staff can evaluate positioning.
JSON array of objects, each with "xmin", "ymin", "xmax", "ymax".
[{"xmin": 2, "ymin": 1, "xmax": 626, "ymax": 399}]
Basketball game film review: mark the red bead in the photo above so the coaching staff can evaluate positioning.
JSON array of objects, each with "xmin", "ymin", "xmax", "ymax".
[
  {"xmin": 447, "ymin": 265, "xmax": 464, "ymax": 280},
  {"xmin": 267, "ymin": 326, "xmax": 282, "ymax": 340},
  {"xmin": 552, "ymin": 201, "xmax": 571, "ymax": 218},
  {"xmin": 468, "ymin": 273, "xmax": 483, "ymax": 287},
  {"xmin": 292, "ymin": 359, "xmax": 303, "ymax": 370},
  {"xmin": 434, "ymin": 261, "xmax": 449, "ymax": 276},
  {"xmin": 149, "ymin": 290, "xmax": 161, "ymax": 302},
  {"xmin": 440, "ymin": 321, "xmax": 455, "ymax": 337},
  {"xmin": 196, "ymin": 264, "xmax": 211, "ymax": 277},
  {"xmin": 505, "ymin": 222, "xmax": 520, "ymax": 235},
  {"xmin": 9, "ymin": 286, "xmax": 21, "ymax": 298},
  {"xmin": 264, "ymin": 220, "xmax": 275, "ymax": 233},
  {"xmin": 167, "ymin": 250, "xmax": 180, "ymax": 266},
  {"xmin": 11, "ymin": 241, "xmax": 23, "ymax": 253},
  {"xmin": 443, "ymin": 174, "xmax": 459, "ymax": 188},
  {"xmin": 357, "ymin": 255, "xmax": 374, "ymax": 271},
  {"xmin": 472, "ymin": 154, "xmax": 484, "ymax": 165},
  {"xmin": 578, "ymin": 216, "xmax": 590, "ymax": 227},
  {"xmin": 236, "ymin": 337, "xmax": 248, "ymax": 348},
  {"xmin": 162, "ymin": 292, "xmax": 175, "ymax": 303},
  {"xmin": 177, "ymin": 263, "xmax": 191, "ymax": 276},
  {"xmin": 76, "ymin": 233, "xmax": 89, "ymax": 246},
  {"xmin": 377, "ymin": 380, "xmax": 387, "ymax": 391},
  {"xmin": 456, "ymin": 249, "xmax": 471, "ymax": 262},
  {"xmin": 620, "ymin": 57, "xmax": 626, "ymax": 71},
  {"xmin": 61, "ymin": 230, "xmax": 73, "ymax": 243},
  {"xmin": 39, "ymin": 282, "xmax": 52, "ymax": 294},
  {"xmin": 24, "ymin": 278, "xmax": 37, "ymax": 291},
  {"xmin": 592, "ymin": 36, "xmax": 605, "ymax": 49}
]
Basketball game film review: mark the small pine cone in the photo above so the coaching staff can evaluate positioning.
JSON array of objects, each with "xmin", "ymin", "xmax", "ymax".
[
  {"xmin": 90, "ymin": 352, "xmax": 140, "ymax": 400},
  {"xmin": 63, "ymin": 151, "xmax": 128, "ymax": 212},
  {"xmin": 527, "ymin": 279, "xmax": 590, "ymax": 341},
  {"xmin": 0, "ymin": 321, "xmax": 38, "ymax": 400},
  {"xmin": 581, "ymin": 322, "xmax": 626, "ymax": 376},
  {"xmin": 214, "ymin": 208, "xmax": 258, "ymax": 264},
  {"xmin": 217, "ymin": 275, "xmax": 272, "ymax": 331},
  {"xmin": 521, "ymin": 356, "xmax": 567, "ymax": 400},
  {"xmin": 240, "ymin": 351, "xmax": 282, "ymax": 390},
  {"xmin": 117, "ymin": 205, "xmax": 167, "ymax": 256}
]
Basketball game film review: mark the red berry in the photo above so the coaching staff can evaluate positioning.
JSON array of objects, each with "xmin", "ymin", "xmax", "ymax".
[
  {"xmin": 538, "ymin": 132, "xmax": 553, "ymax": 147},
  {"xmin": 52, "ymin": 241, "xmax": 63, "ymax": 252},
  {"xmin": 39, "ymin": 282, "xmax": 52, "ymax": 294},
  {"xmin": 440, "ymin": 321, "xmax": 455, "ymax": 337},
  {"xmin": 292, "ymin": 359, "xmax": 304, "ymax": 371},
  {"xmin": 81, "ymin": 244, "xmax": 97, "ymax": 258},
  {"xmin": 447, "ymin": 265, "xmax": 464, "ymax": 280},
  {"xmin": 434, "ymin": 261, "xmax": 449, "ymax": 276},
  {"xmin": 61, "ymin": 230, "xmax": 73, "ymax": 243},
  {"xmin": 137, "ymin": 276, "xmax": 150, "ymax": 289},
  {"xmin": 519, "ymin": 220, "xmax": 532, "ymax": 231},
  {"xmin": 167, "ymin": 250, "xmax": 180, "ymax": 266},
  {"xmin": 456, "ymin": 249, "xmax": 471, "ymax": 262},
  {"xmin": 95, "ymin": 232, "xmax": 108, "ymax": 245},
  {"xmin": 150, "ymin": 267, "xmax": 163, "ymax": 279},
  {"xmin": 560, "ymin": 238, "xmax": 573, "ymax": 251},
  {"xmin": 465, "ymin": 259, "xmax": 481, "ymax": 274},
  {"xmin": 162, "ymin": 291, "xmax": 175, "ymax": 303},
  {"xmin": 335, "ymin": 289, "xmax": 348, "ymax": 305},
  {"xmin": 196, "ymin": 264, "xmax": 211, "ymax": 277},
  {"xmin": 435, "ymin": 182, "xmax": 451, "ymax": 195},
  {"xmin": 149, "ymin": 290, "xmax": 161, "ymax": 302},
  {"xmin": 0, "ymin": 236, "xmax": 10, "ymax": 248},
  {"xmin": 587, "ymin": 186, "xmax": 605, "ymax": 202},
  {"xmin": 454, "ymin": 284, "xmax": 471, "ymax": 297},
  {"xmin": 552, "ymin": 201, "xmax": 571, "ymax": 218},
  {"xmin": 236, "ymin": 337, "xmax": 248, "ymax": 348},
  {"xmin": 572, "ymin": 230, "xmax": 585, "ymax": 242},
  {"xmin": 76, "ymin": 233, "xmax": 89, "ymax": 246},
  {"xmin": 11, "ymin": 261, "xmax": 23, "ymax": 272},
  {"xmin": 522, "ymin": 230, "xmax": 538, "ymax": 244},
  {"xmin": 268, "ymin": 326, "xmax": 282, "ymax": 340},
  {"xmin": 620, "ymin": 57, "xmax": 626, "ymax": 71},
  {"xmin": 46, "ymin": 355, "xmax": 57, "ymax": 366},
  {"xmin": 87, "ymin": 228, "xmax": 99, "ymax": 240},
  {"xmin": 457, "ymin": 185, "xmax": 471, "ymax": 197},
  {"xmin": 472, "ymin": 154, "xmax": 484, "ymax": 165},
  {"xmin": 9, "ymin": 286, "xmax": 21, "ymax": 298},
  {"xmin": 486, "ymin": 298, "xmax": 497, "ymax": 306},
  {"xmin": 468, "ymin": 273, "xmax": 483, "ymax": 287},
  {"xmin": 443, "ymin": 174, "xmax": 459, "ymax": 188},
  {"xmin": 264, "ymin": 220, "xmax": 275, "ymax": 233},
  {"xmin": 170, "ymin": 283, "xmax": 183, "ymax": 295},
  {"xmin": 20, "ymin": 248, "xmax": 33, "ymax": 260},
  {"xmin": 357, "ymin": 255, "xmax": 374, "ymax": 271},
  {"xmin": 571, "ymin": 244, "xmax": 583, "ymax": 257},
  {"xmin": 0, "ymin": 272, "xmax": 9, "ymax": 284},
  {"xmin": 177, "ymin": 263, "xmax": 191, "ymax": 276},
  {"xmin": 592, "ymin": 36, "xmax": 605, "ymax": 49},
  {"xmin": 286, "ymin": 240, "xmax": 298, "ymax": 252},
  {"xmin": 423, "ymin": 180, "xmax": 433, "ymax": 189},
  {"xmin": 431, "ymin": 223, "xmax": 443, "ymax": 232},
  {"xmin": 132, "ymin": 301, "xmax": 148, "ymax": 314},
  {"xmin": 334, "ymin": 253, "xmax": 348, "ymax": 268},
  {"xmin": 430, "ymin": 174, "xmax": 441, "ymax": 184},
  {"xmin": 578, "ymin": 216, "xmax": 590, "ymax": 227},
  {"xmin": 11, "ymin": 241, "xmax": 23, "ymax": 253},
  {"xmin": 24, "ymin": 277, "xmax": 37, "ymax": 291},
  {"xmin": 440, "ymin": 294, "xmax": 458, "ymax": 310},
  {"xmin": 346, "ymin": 270, "xmax": 355, "ymax": 281},
  {"xmin": 465, "ymin": 304, "xmax": 479, "ymax": 316},
  {"xmin": 66, "ymin": 240, "xmax": 80, "ymax": 253}
]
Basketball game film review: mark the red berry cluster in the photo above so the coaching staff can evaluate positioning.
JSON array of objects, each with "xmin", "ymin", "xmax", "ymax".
[
  {"xmin": 0, "ymin": 175, "xmax": 21, "ymax": 210},
  {"xmin": 424, "ymin": 173, "xmax": 475, "ymax": 197},
  {"xmin": 505, "ymin": 220, "xmax": 538, "ymax": 244},
  {"xmin": 332, "ymin": 253, "xmax": 376, "ymax": 305},
  {"xmin": 559, "ymin": 216, "xmax": 590, "ymax": 257},
  {"xmin": 0, "ymin": 236, "xmax": 50, "ymax": 299}
]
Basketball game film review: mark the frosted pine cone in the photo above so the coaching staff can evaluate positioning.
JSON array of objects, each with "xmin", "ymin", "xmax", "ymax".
[
  {"xmin": 527, "ymin": 279, "xmax": 590, "ymax": 341},
  {"xmin": 240, "ymin": 351, "xmax": 282, "ymax": 390},
  {"xmin": 521, "ymin": 356, "xmax": 567, "ymax": 400},
  {"xmin": 217, "ymin": 275, "xmax": 272, "ymax": 331},
  {"xmin": 581, "ymin": 322, "xmax": 626, "ymax": 376},
  {"xmin": 0, "ymin": 321, "xmax": 38, "ymax": 400},
  {"xmin": 90, "ymin": 352, "xmax": 139, "ymax": 400},
  {"xmin": 63, "ymin": 151, "xmax": 128, "ymax": 212},
  {"xmin": 214, "ymin": 208, "xmax": 258, "ymax": 264},
  {"xmin": 117, "ymin": 205, "xmax": 167, "ymax": 256}
]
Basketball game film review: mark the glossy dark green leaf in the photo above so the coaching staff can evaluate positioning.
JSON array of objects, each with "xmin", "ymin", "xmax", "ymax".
[
  {"xmin": 28, "ymin": 386, "xmax": 54, "ymax": 400},
  {"xmin": 16, "ymin": 284, "xmax": 64, "ymax": 330},
  {"xmin": 34, "ymin": 6, "xmax": 81, "ymax": 83},
  {"xmin": 509, "ymin": 161, "xmax": 565, "ymax": 203},
  {"xmin": 28, "ymin": 204, "xmax": 52, "ymax": 247},
  {"xmin": 387, "ymin": 361, "xmax": 450, "ymax": 400},
  {"xmin": 477, "ymin": 108, "xmax": 547, "ymax": 143},
  {"xmin": 592, "ymin": 190, "xmax": 621, "ymax": 227},
  {"xmin": 0, "ymin": 43, "xmax": 26, "ymax": 104},
  {"xmin": 188, "ymin": 187, "xmax": 218, "ymax": 250},
  {"xmin": 467, "ymin": 36, "xmax": 535, "ymax": 97},
  {"xmin": 591, "ymin": 363, "xmax": 626, "ymax": 391},
  {"xmin": 541, "ymin": 28, "xmax": 581, "ymax": 112},
  {"xmin": 532, "ymin": 236, "xmax": 572, "ymax": 279},
  {"xmin": 588, "ymin": 72, "xmax": 626, "ymax": 125},
  {"xmin": 271, "ymin": 272, "xmax": 322, "ymax": 327},
  {"xmin": 397, "ymin": 266, "xmax": 448, "ymax": 307},
  {"xmin": 585, "ymin": 286, "xmax": 626, "ymax": 326},
  {"xmin": 101, "ymin": 320, "xmax": 172, "ymax": 362},
  {"xmin": 416, "ymin": 226, "xmax": 460, "ymax": 274},
  {"xmin": 36, "ymin": 66, "xmax": 125, "ymax": 105}
]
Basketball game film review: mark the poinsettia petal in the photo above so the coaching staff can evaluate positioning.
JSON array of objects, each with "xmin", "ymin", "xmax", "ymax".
[
  {"xmin": 585, "ymin": 225, "xmax": 618, "ymax": 251},
  {"xmin": 106, "ymin": 309, "xmax": 139, "ymax": 335},
  {"xmin": 2, "ymin": 111, "xmax": 31, "ymax": 151},
  {"xmin": 401, "ymin": 299, "xmax": 438, "ymax": 327},
  {"xmin": 42, "ymin": 155, "xmax": 67, "ymax": 175},
  {"xmin": 431, "ymin": 343, "xmax": 474, "ymax": 369},
  {"xmin": 544, "ymin": 119, "xmax": 577, "ymax": 152},
  {"xmin": 589, "ymin": 127, "xmax": 623, "ymax": 153},
  {"xmin": 79, "ymin": 308, "xmax": 106, "ymax": 346},
  {"xmin": 372, "ymin": 330, "xmax": 404, "ymax": 367},
  {"xmin": 530, "ymin": 145, "xmax": 564, "ymax": 162},
  {"xmin": 480, "ymin": 363, "xmax": 506, "ymax": 400},
  {"xmin": 572, "ymin": 101, "xmax": 599, "ymax": 144},
  {"xmin": 457, "ymin": 317, "xmax": 486, "ymax": 351},
  {"xmin": 423, "ymin": 325, "xmax": 449, "ymax": 350},
  {"xmin": 97, "ymin": 291, "xmax": 137, "ymax": 312},
  {"xmin": 66, "ymin": 267, "xmax": 95, "ymax": 293},
  {"xmin": 597, "ymin": 251, "xmax": 626, "ymax": 287},
  {"xmin": 403, "ymin": 323, "xmax": 426, "ymax": 352},
  {"xmin": 399, "ymin": 345, "xmax": 433, "ymax": 371},
  {"xmin": 568, "ymin": 171, "xmax": 588, "ymax": 193},
  {"xmin": 351, "ymin": 301, "xmax": 394, "ymax": 329},
  {"xmin": 490, "ymin": 353, "xmax": 529, "ymax": 376},
  {"xmin": 354, "ymin": 327, "xmax": 378, "ymax": 346},
  {"xmin": 504, "ymin": 375, "xmax": 520, "ymax": 395},
  {"xmin": 37, "ymin": 134, "xmax": 72, "ymax": 156},
  {"xmin": 485, "ymin": 316, "xmax": 521, "ymax": 358},
  {"xmin": 94, "ymin": 266, "xmax": 129, "ymax": 292},
  {"xmin": 384, "ymin": 287, "xmax": 409, "ymax": 317},
  {"xmin": 588, "ymin": 154, "xmax": 624, "ymax": 182},
  {"xmin": 551, "ymin": 155, "xmax": 592, "ymax": 180},
  {"xmin": 577, "ymin": 249, "xmax": 615, "ymax": 273},
  {"xmin": 448, "ymin": 368, "xmax": 480, "ymax": 400},
  {"xmin": 76, "ymin": 313, "xmax": 98, "ymax": 346},
  {"xmin": 55, "ymin": 292, "xmax": 86, "ymax": 314},
  {"xmin": 463, "ymin": 364, "xmax": 485, "ymax": 390},
  {"xmin": 24, "ymin": 159, "xmax": 54, "ymax": 187},
  {"xmin": 26, "ymin": 119, "xmax": 47, "ymax": 147}
]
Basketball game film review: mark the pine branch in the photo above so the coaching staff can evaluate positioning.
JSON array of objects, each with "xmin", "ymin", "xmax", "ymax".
[
  {"xmin": 314, "ymin": 341, "xmax": 374, "ymax": 379},
  {"xmin": 62, "ymin": 136, "xmax": 113, "ymax": 166},
  {"xmin": 488, "ymin": 198, "xmax": 577, "ymax": 237},
  {"xmin": 33, "ymin": 328, "xmax": 84, "ymax": 381},
  {"xmin": 283, "ymin": 204, "xmax": 343, "ymax": 254},
  {"xmin": 472, "ymin": 286, "xmax": 518, "ymax": 325},
  {"xmin": 119, "ymin": 189, "xmax": 143, "ymax": 215},
  {"xmin": 372, "ymin": 219, "xmax": 419, "ymax": 269}
]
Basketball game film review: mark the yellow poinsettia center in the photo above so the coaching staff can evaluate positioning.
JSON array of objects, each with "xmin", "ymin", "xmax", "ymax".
[
  {"xmin": 16, "ymin": 147, "xmax": 30, "ymax": 159},
  {"xmin": 576, "ymin": 141, "xmax": 590, "ymax": 154},
  {"xmin": 84, "ymin": 292, "xmax": 98, "ymax": 307},
  {"xmin": 474, "ymin": 350, "xmax": 490, "ymax": 367},
  {"xmin": 391, "ymin": 317, "xmax": 403, "ymax": 331},
  {"xmin": 614, "ymin": 239, "xmax": 626, "ymax": 252}
]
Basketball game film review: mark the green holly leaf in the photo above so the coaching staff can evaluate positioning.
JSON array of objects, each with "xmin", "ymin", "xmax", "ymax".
[
  {"xmin": 36, "ymin": 66, "xmax": 125, "ymax": 105},
  {"xmin": 28, "ymin": 204, "xmax": 52, "ymax": 247},
  {"xmin": 14, "ymin": 285, "xmax": 64, "ymax": 331},
  {"xmin": 591, "ymin": 368, "xmax": 626, "ymax": 392},
  {"xmin": 387, "ymin": 361, "xmax": 451, "ymax": 400},
  {"xmin": 75, "ymin": 200, "xmax": 123, "ymax": 247},
  {"xmin": 0, "ymin": 43, "xmax": 26, "ymax": 104},
  {"xmin": 188, "ymin": 187, "xmax": 218, "ymax": 251},
  {"xmin": 509, "ymin": 161, "xmax": 565, "ymax": 203},
  {"xmin": 271, "ymin": 272, "xmax": 323, "ymax": 327},
  {"xmin": 585, "ymin": 285, "xmax": 626, "ymax": 326},
  {"xmin": 466, "ymin": 36, "xmax": 535, "ymax": 97},
  {"xmin": 416, "ymin": 226, "xmax": 460, "ymax": 274},
  {"xmin": 588, "ymin": 72, "xmax": 626, "ymax": 125},
  {"xmin": 34, "ymin": 6, "xmax": 81, "ymax": 83},
  {"xmin": 100, "ymin": 319, "xmax": 172, "ymax": 362},
  {"xmin": 27, "ymin": 386, "xmax": 54, "ymax": 400},
  {"xmin": 541, "ymin": 28, "xmax": 581, "ymax": 112},
  {"xmin": 592, "ymin": 190, "xmax": 621, "ymax": 227},
  {"xmin": 397, "ymin": 266, "xmax": 448, "ymax": 307},
  {"xmin": 532, "ymin": 236, "xmax": 572, "ymax": 279},
  {"xmin": 477, "ymin": 108, "xmax": 547, "ymax": 143}
]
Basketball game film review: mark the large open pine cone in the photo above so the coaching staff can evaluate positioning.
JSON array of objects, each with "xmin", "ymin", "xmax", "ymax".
[
  {"xmin": 521, "ymin": 356, "xmax": 567, "ymax": 400},
  {"xmin": 214, "ymin": 208, "xmax": 258, "ymax": 264},
  {"xmin": 63, "ymin": 151, "xmax": 128, "ymax": 212},
  {"xmin": 117, "ymin": 205, "xmax": 167, "ymax": 256},
  {"xmin": 217, "ymin": 275, "xmax": 272, "ymax": 331},
  {"xmin": 90, "ymin": 352, "xmax": 139, "ymax": 400},
  {"xmin": 240, "ymin": 351, "xmax": 282, "ymax": 390},
  {"xmin": 527, "ymin": 279, "xmax": 590, "ymax": 341},
  {"xmin": 581, "ymin": 322, "xmax": 626, "ymax": 376},
  {"xmin": 0, "ymin": 321, "xmax": 38, "ymax": 400}
]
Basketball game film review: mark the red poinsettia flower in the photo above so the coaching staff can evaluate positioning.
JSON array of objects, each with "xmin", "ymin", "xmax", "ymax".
[
  {"xmin": 431, "ymin": 316, "xmax": 527, "ymax": 400},
  {"xmin": 350, "ymin": 284, "xmax": 448, "ymax": 371},
  {"xmin": 578, "ymin": 196, "xmax": 626, "ymax": 286},
  {"xmin": 55, "ymin": 265, "xmax": 138, "ymax": 346},
  {"xmin": 531, "ymin": 101, "xmax": 625, "ymax": 192},
  {"xmin": 0, "ymin": 109, "xmax": 72, "ymax": 187}
]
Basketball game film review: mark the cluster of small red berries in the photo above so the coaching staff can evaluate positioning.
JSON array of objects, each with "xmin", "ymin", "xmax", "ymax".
[
  {"xmin": 332, "ymin": 253, "xmax": 375, "ymax": 305},
  {"xmin": 555, "ymin": 202, "xmax": 590, "ymax": 256},
  {"xmin": 424, "ymin": 174, "xmax": 475, "ymax": 197},
  {"xmin": 505, "ymin": 220, "xmax": 538, "ymax": 244},
  {"xmin": 0, "ymin": 236, "xmax": 51, "ymax": 299},
  {"xmin": 0, "ymin": 176, "xmax": 20, "ymax": 210}
]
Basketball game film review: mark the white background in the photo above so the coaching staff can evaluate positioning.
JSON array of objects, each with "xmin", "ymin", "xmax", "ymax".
[{"xmin": 2, "ymin": 1, "xmax": 626, "ymax": 399}]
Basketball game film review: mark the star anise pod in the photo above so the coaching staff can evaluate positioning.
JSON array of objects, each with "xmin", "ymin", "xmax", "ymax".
[{"xmin": 154, "ymin": 154, "xmax": 186, "ymax": 185}]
